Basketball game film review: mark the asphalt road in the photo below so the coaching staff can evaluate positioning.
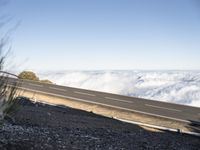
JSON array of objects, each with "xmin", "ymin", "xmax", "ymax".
[{"xmin": 6, "ymin": 77, "xmax": 200, "ymax": 124}]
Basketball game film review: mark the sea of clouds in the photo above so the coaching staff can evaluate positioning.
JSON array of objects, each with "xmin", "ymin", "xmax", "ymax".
[{"xmin": 38, "ymin": 70, "xmax": 200, "ymax": 107}]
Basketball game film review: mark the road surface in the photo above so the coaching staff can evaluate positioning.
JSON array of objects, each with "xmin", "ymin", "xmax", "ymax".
[{"xmin": 6, "ymin": 77, "xmax": 200, "ymax": 125}]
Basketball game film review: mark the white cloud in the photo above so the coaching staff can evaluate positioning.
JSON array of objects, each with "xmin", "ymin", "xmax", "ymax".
[{"xmin": 39, "ymin": 70, "xmax": 200, "ymax": 107}]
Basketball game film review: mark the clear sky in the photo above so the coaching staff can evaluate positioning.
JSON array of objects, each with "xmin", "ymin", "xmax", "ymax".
[{"xmin": 2, "ymin": 0, "xmax": 200, "ymax": 71}]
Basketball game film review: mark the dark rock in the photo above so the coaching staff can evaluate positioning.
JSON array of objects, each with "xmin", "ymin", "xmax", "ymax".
[
  {"xmin": 0, "ymin": 100, "xmax": 199, "ymax": 150},
  {"xmin": 3, "ymin": 115, "xmax": 14, "ymax": 124}
]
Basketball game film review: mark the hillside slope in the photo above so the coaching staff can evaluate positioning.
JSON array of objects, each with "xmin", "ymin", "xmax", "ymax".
[{"xmin": 0, "ymin": 98, "xmax": 199, "ymax": 150}]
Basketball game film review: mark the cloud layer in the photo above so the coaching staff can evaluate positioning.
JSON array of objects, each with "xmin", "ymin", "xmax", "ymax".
[{"xmin": 39, "ymin": 70, "xmax": 200, "ymax": 107}]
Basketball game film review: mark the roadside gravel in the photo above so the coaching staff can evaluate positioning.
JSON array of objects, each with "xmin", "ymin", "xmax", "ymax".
[{"xmin": 0, "ymin": 98, "xmax": 199, "ymax": 150}]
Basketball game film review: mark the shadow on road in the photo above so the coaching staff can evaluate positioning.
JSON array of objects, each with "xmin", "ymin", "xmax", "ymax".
[{"xmin": 187, "ymin": 120, "xmax": 200, "ymax": 134}]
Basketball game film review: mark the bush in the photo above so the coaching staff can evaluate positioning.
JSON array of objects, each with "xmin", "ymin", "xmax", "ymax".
[
  {"xmin": 0, "ymin": 1, "xmax": 19, "ymax": 119},
  {"xmin": 18, "ymin": 71, "xmax": 40, "ymax": 81},
  {"xmin": 40, "ymin": 79, "xmax": 53, "ymax": 84},
  {"xmin": 18, "ymin": 71, "xmax": 53, "ymax": 84}
]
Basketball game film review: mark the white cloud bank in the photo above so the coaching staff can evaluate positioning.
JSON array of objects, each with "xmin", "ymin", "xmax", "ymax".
[{"xmin": 39, "ymin": 70, "xmax": 200, "ymax": 107}]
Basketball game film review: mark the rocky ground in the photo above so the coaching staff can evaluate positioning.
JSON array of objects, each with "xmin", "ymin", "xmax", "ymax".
[{"xmin": 0, "ymin": 97, "xmax": 199, "ymax": 150}]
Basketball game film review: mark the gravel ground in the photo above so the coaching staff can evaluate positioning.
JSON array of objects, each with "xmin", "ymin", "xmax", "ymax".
[{"xmin": 0, "ymin": 98, "xmax": 199, "ymax": 150}]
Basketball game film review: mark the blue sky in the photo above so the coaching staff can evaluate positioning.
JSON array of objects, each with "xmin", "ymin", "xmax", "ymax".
[{"xmin": 2, "ymin": 0, "xmax": 200, "ymax": 71}]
